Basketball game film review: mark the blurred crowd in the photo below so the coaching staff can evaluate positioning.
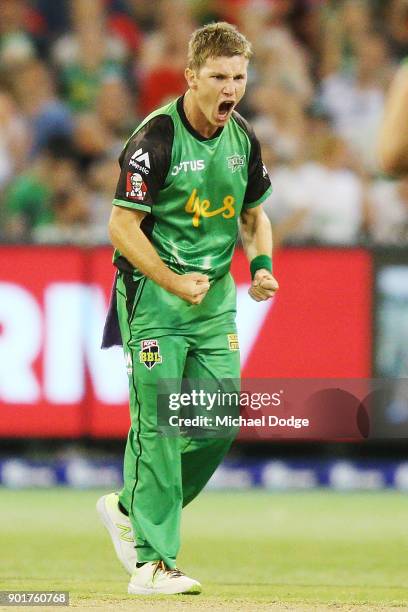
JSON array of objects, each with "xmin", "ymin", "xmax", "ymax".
[{"xmin": 1, "ymin": 0, "xmax": 408, "ymax": 246}]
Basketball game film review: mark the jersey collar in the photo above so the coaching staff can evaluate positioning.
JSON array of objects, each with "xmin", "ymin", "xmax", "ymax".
[{"xmin": 177, "ymin": 95, "xmax": 224, "ymax": 142}]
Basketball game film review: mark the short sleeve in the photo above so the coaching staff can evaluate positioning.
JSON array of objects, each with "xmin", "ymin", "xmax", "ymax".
[
  {"xmin": 243, "ymin": 129, "xmax": 272, "ymax": 209},
  {"xmin": 113, "ymin": 114, "xmax": 174, "ymax": 213}
]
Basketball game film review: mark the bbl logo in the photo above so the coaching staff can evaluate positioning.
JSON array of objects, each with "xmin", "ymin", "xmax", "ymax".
[{"xmin": 139, "ymin": 339, "xmax": 163, "ymax": 369}]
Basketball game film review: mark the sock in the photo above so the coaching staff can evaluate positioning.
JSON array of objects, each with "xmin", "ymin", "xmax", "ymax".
[{"xmin": 118, "ymin": 501, "xmax": 129, "ymax": 516}]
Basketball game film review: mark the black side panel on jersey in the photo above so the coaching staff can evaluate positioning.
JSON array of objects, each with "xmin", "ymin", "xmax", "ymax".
[
  {"xmin": 114, "ymin": 114, "xmax": 174, "ymax": 210},
  {"xmin": 232, "ymin": 111, "xmax": 272, "ymax": 205},
  {"xmin": 113, "ymin": 114, "xmax": 174, "ymax": 274}
]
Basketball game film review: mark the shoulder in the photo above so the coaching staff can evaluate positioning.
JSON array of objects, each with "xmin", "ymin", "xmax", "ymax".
[
  {"xmin": 131, "ymin": 99, "xmax": 178, "ymax": 137},
  {"xmin": 231, "ymin": 110, "xmax": 257, "ymax": 141},
  {"xmin": 128, "ymin": 113, "xmax": 174, "ymax": 147},
  {"xmin": 230, "ymin": 111, "xmax": 261, "ymax": 159},
  {"xmin": 120, "ymin": 114, "xmax": 175, "ymax": 171}
]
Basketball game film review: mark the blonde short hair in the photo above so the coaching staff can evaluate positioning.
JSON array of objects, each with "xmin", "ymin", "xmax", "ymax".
[{"xmin": 187, "ymin": 22, "xmax": 252, "ymax": 71}]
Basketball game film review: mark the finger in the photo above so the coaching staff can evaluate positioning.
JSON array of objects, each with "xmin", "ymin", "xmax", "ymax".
[
  {"xmin": 250, "ymin": 282, "xmax": 266, "ymax": 296},
  {"xmin": 258, "ymin": 291, "xmax": 276, "ymax": 300},
  {"xmin": 248, "ymin": 288, "xmax": 262, "ymax": 302},
  {"xmin": 251, "ymin": 284, "xmax": 277, "ymax": 300},
  {"xmin": 251, "ymin": 289, "xmax": 264, "ymax": 300},
  {"xmin": 197, "ymin": 281, "xmax": 210, "ymax": 289},
  {"xmin": 251, "ymin": 292, "xmax": 269, "ymax": 302},
  {"xmin": 196, "ymin": 283, "xmax": 210, "ymax": 295},
  {"xmin": 188, "ymin": 294, "xmax": 201, "ymax": 305},
  {"xmin": 194, "ymin": 274, "xmax": 209, "ymax": 283},
  {"xmin": 258, "ymin": 286, "xmax": 278, "ymax": 296},
  {"xmin": 257, "ymin": 284, "xmax": 278, "ymax": 296},
  {"xmin": 259, "ymin": 278, "xmax": 279, "ymax": 291}
]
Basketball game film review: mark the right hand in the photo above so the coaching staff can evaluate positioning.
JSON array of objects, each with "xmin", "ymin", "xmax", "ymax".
[{"xmin": 170, "ymin": 272, "xmax": 210, "ymax": 305}]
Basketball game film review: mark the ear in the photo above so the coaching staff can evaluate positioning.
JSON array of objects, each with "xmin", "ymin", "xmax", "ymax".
[{"xmin": 185, "ymin": 67, "xmax": 198, "ymax": 90}]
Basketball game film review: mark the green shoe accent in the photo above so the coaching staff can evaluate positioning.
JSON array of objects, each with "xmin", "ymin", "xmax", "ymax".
[{"xmin": 116, "ymin": 523, "xmax": 134, "ymax": 543}]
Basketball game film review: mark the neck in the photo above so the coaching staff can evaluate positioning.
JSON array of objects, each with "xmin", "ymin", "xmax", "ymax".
[{"xmin": 183, "ymin": 90, "xmax": 218, "ymax": 139}]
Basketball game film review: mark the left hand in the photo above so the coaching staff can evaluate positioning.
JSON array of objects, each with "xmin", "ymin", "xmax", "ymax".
[{"xmin": 249, "ymin": 269, "xmax": 279, "ymax": 302}]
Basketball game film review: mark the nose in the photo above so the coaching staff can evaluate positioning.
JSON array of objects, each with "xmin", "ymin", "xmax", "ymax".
[{"xmin": 222, "ymin": 79, "xmax": 235, "ymax": 97}]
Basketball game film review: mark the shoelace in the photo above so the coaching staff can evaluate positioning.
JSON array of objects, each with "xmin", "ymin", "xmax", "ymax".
[{"xmin": 154, "ymin": 560, "xmax": 184, "ymax": 579}]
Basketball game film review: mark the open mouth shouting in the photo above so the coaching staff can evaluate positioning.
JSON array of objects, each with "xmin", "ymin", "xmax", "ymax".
[{"xmin": 216, "ymin": 100, "xmax": 235, "ymax": 122}]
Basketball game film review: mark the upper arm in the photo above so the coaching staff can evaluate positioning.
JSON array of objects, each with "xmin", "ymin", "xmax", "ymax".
[
  {"xmin": 243, "ymin": 127, "xmax": 272, "ymax": 209},
  {"xmin": 109, "ymin": 205, "xmax": 146, "ymax": 229},
  {"xmin": 108, "ymin": 206, "xmax": 147, "ymax": 246},
  {"xmin": 113, "ymin": 115, "xmax": 174, "ymax": 213}
]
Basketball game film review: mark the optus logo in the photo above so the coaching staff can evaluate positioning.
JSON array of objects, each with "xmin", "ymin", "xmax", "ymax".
[{"xmin": 171, "ymin": 160, "xmax": 205, "ymax": 175}]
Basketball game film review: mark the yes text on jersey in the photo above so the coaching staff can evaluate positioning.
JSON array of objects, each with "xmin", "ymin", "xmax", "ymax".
[{"xmin": 185, "ymin": 188, "xmax": 235, "ymax": 228}]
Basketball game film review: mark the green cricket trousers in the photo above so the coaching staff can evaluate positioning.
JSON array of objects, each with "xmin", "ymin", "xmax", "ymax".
[{"xmin": 116, "ymin": 271, "xmax": 241, "ymax": 568}]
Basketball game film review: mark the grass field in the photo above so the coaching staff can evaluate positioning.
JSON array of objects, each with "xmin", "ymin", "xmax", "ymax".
[{"xmin": 1, "ymin": 489, "xmax": 408, "ymax": 611}]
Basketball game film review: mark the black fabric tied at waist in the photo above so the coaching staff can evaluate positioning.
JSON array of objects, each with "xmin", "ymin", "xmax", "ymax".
[{"xmin": 101, "ymin": 272, "xmax": 123, "ymax": 348}]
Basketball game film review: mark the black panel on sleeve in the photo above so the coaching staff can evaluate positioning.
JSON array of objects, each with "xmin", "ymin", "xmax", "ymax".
[
  {"xmin": 232, "ymin": 111, "xmax": 272, "ymax": 205},
  {"xmin": 114, "ymin": 114, "xmax": 174, "ymax": 211}
]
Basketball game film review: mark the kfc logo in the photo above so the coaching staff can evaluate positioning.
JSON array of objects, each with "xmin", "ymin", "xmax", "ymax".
[{"xmin": 126, "ymin": 173, "xmax": 147, "ymax": 201}]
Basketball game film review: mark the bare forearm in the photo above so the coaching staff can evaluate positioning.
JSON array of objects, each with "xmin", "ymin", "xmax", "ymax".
[
  {"xmin": 379, "ymin": 64, "xmax": 408, "ymax": 175},
  {"xmin": 240, "ymin": 207, "xmax": 273, "ymax": 263}
]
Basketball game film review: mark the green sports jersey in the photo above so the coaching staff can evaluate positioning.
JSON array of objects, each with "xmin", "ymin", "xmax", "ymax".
[{"xmin": 112, "ymin": 95, "xmax": 272, "ymax": 281}]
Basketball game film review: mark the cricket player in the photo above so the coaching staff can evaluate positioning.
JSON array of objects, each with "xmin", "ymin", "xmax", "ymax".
[
  {"xmin": 97, "ymin": 21, "xmax": 279, "ymax": 595},
  {"xmin": 379, "ymin": 59, "xmax": 408, "ymax": 175}
]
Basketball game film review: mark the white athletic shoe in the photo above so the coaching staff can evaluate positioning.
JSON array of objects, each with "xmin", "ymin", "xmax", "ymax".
[
  {"xmin": 96, "ymin": 492, "xmax": 136, "ymax": 574},
  {"xmin": 128, "ymin": 561, "xmax": 202, "ymax": 595}
]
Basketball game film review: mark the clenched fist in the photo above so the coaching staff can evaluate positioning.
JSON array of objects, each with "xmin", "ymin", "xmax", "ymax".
[
  {"xmin": 249, "ymin": 269, "xmax": 279, "ymax": 302},
  {"xmin": 170, "ymin": 272, "xmax": 210, "ymax": 305}
]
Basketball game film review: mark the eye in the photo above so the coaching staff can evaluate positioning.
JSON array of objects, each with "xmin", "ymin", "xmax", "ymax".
[{"xmin": 213, "ymin": 75, "xmax": 224, "ymax": 80}]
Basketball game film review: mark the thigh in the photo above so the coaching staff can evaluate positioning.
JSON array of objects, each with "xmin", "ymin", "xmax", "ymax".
[
  {"xmin": 184, "ymin": 330, "xmax": 241, "ymax": 381},
  {"xmin": 182, "ymin": 330, "xmax": 241, "ymax": 435},
  {"xmin": 116, "ymin": 272, "xmax": 189, "ymax": 430}
]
